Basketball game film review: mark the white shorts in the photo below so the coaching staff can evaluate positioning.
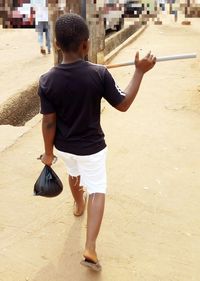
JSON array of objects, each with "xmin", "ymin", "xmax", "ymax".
[{"xmin": 56, "ymin": 148, "xmax": 107, "ymax": 194}]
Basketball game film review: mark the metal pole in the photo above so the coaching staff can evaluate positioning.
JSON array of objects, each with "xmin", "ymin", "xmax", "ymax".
[{"xmin": 81, "ymin": 0, "xmax": 86, "ymax": 19}]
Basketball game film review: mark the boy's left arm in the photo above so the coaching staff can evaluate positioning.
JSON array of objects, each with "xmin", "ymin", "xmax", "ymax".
[{"xmin": 41, "ymin": 113, "xmax": 56, "ymax": 166}]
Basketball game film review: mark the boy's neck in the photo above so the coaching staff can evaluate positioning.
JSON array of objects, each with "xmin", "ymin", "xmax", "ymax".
[{"xmin": 62, "ymin": 52, "xmax": 84, "ymax": 64}]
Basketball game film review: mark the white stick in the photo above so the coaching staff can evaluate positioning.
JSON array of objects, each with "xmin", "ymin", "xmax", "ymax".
[
  {"xmin": 157, "ymin": 53, "xmax": 197, "ymax": 62},
  {"xmin": 106, "ymin": 53, "xmax": 197, "ymax": 69}
]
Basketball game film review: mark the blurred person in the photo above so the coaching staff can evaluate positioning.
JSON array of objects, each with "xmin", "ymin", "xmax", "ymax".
[{"xmin": 31, "ymin": 0, "xmax": 51, "ymax": 54}]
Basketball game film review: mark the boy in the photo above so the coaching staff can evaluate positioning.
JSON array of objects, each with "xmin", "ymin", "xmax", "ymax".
[{"xmin": 38, "ymin": 13, "xmax": 156, "ymax": 271}]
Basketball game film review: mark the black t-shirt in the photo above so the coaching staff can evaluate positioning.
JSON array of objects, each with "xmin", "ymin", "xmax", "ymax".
[{"xmin": 38, "ymin": 60, "xmax": 125, "ymax": 155}]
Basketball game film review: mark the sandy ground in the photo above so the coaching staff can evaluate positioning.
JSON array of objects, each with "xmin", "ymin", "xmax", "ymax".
[
  {"xmin": 0, "ymin": 28, "xmax": 53, "ymax": 105},
  {"xmin": 0, "ymin": 17, "xmax": 200, "ymax": 281},
  {"xmin": 0, "ymin": 27, "xmax": 53, "ymax": 151}
]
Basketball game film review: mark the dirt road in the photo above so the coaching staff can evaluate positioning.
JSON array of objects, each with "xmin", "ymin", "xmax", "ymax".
[
  {"xmin": 0, "ymin": 18, "xmax": 200, "ymax": 281},
  {"xmin": 0, "ymin": 28, "xmax": 52, "ymax": 105}
]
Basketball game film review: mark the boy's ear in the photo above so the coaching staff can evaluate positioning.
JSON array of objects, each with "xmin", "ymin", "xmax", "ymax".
[
  {"xmin": 55, "ymin": 40, "xmax": 61, "ymax": 50},
  {"xmin": 87, "ymin": 39, "xmax": 90, "ymax": 50},
  {"xmin": 82, "ymin": 39, "xmax": 90, "ymax": 53}
]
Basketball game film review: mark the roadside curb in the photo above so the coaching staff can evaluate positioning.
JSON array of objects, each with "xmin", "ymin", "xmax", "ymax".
[
  {"xmin": 0, "ymin": 83, "xmax": 41, "ymax": 153},
  {"xmin": 0, "ymin": 83, "xmax": 39, "ymax": 126},
  {"xmin": 104, "ymin": 24, "xmax": 142, "ymax": 57},
  {"xmin": 0, "ymin": 114, "xmax": 41, "ymax": 153},
  {"xmin": 104, "ymin": 24, "xmax": 148, "ymax": 65}
]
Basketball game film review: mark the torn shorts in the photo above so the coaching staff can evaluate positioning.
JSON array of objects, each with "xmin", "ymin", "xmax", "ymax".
[{"xmin": 56, "ymin": 148, "xmax": 107, "ymax": 194}]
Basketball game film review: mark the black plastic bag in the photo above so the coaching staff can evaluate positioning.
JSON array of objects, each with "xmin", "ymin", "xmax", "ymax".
[{"xmin": 34, "ymin": 165, "xmax": 63, "ymax": 197}]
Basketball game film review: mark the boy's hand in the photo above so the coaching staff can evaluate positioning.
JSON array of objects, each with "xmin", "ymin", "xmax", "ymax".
[
  {"xmin": 135, "ymin": 51, "xmax": 156, "ymax": 74},
  {"xmin": 41, "ymin": 153, "xmax": 55, "ymax": 166}
]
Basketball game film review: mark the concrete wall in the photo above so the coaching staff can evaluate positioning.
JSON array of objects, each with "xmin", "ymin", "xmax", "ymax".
[
  {"xmin": 104, "ymin": 24, "xmax": 142, "ymax": 57},
  {"xmin": 87, "ymin": 1, "xmax": 105, "ymax": 63}
]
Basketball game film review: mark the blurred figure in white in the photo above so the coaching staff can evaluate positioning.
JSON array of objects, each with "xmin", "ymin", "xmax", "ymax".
[{"xmin": 31, "ymin": 0, "xmax": 51, "ymax": 54}]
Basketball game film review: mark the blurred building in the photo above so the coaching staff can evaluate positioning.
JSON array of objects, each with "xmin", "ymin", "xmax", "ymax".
[{"xmin": 180, "ymin": 0, "xmax": 200, "ymax": 17}]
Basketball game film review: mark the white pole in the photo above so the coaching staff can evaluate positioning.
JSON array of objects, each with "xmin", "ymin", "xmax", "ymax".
[
  {"xmin": 157, "ymin": 53, "xmax": 197, "ymax": 62},
  {"xmin": 106, "ymin": 53, "xmax": 197, "ymax": 69}
]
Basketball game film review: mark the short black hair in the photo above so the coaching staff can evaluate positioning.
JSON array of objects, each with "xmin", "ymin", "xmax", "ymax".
[{"xmin": 55, "ymin": 13, "xmax": 89, "ymax": 52}]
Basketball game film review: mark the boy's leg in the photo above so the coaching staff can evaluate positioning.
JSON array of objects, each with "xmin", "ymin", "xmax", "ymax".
[
  {"xmin": 78, "ymin": 149, "xmax": 107, "ymax": 265},
  {"xmin": 84, "ymin": 193, "xmax": 105, "ymax": 262},
  {"xmin": 55, "ymin": 150, "xmax": 86, "ymax": 215},
  {"xmin": 68, "ymin": 175, "xmax": 86, "ymax": 216}
]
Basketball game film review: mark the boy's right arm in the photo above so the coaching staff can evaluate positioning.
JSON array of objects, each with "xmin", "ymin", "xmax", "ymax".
[{"xmin": 115, "ymin": 52, "xmax": 156, "ymax": 112}]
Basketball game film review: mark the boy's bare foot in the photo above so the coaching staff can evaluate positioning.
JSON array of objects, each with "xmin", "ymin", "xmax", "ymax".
[
  {"xmin": 73, "ymin": 192, "xmax": 87, "ymax": 216},
  {"xmin": 83, "ymin": 249, "xmax": 98, "ymax": 262},
  {"xmin": 81, "ymin": 249, "xmax": 101, "ymax": 271}
]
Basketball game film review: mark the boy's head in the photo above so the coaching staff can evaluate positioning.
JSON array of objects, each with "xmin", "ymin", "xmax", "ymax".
[{"xmin": 55, "ymin": 13, "xmax": 89, "ymax": 54}]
